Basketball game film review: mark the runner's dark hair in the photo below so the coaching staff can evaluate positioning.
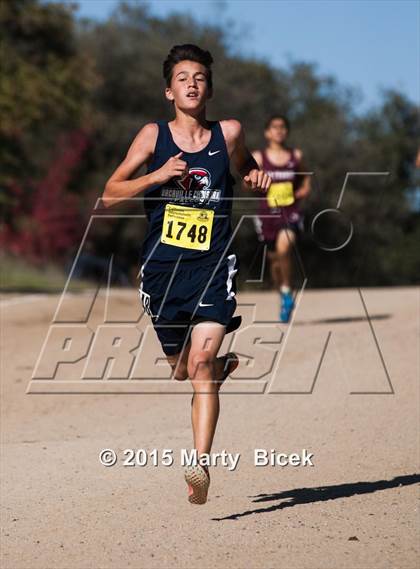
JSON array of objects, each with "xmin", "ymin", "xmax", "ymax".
[
  {"xmin": 163, "ymin": 44, "xmax": 213, "ymax": 89},
  {"xmin": 265, "ymin": 114, "xmax": 290, "ymax": 131}
]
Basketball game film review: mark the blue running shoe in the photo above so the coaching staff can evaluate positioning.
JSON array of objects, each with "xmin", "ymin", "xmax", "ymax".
[{"xmin": 280, "ymin": 291, "xmax": 294, "ymax": 323}]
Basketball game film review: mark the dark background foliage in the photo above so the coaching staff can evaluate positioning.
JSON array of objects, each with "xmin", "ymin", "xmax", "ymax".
[{"xmin": 1, "ymin": 0, "xmax": 418, "ymax": 289}]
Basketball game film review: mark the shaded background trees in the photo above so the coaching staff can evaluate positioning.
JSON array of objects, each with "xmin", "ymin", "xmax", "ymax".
[{"xmin": 1, "ymin": 0, "xmax": 418, "ymax": 289}]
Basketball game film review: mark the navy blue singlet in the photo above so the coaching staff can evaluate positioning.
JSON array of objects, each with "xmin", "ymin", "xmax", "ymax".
[{"xmin": 140, "ymin": 120, "xmax": 235, "ymax": 268}]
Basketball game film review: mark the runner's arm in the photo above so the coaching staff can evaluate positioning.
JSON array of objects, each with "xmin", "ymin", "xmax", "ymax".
[
  {"xmin": 102, "ymin": 123, "xmax": 158, "ymax": 208},
  {"xmin": 223, "ymin": 120, "xmax": 271, "ymax": 192},
  {"xmin": 251, "ymin": 150, "xmax": 263, "ymax": 169},
  {"xmin": 293, "ymin": 148, "xmax": 311, "ymax": 200},
  {"xmin": 241, "ymin": 150, "xmax": 263, "ymax": 191},
  {"xmin": 102, "ymin": 123, "xmax": 188, "ymax": 208}
]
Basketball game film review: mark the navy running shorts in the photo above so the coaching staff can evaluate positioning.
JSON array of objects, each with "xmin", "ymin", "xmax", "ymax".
[{"xmin": 139, "ymin": 254, "xmax": 240, "ymax": 356}]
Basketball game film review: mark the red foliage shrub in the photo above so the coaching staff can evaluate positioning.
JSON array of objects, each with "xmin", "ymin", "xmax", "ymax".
[{"xmin": 0, "ymin": 130, "xmax": 89, "ymax": 264}]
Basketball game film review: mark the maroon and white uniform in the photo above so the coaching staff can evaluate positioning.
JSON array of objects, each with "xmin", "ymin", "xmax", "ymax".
[{"xmin": 255, "ymin": 148, "xmax": 304, "ymax": 245}]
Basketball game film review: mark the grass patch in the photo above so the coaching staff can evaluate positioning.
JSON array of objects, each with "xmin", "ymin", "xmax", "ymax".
[{"xmin": 0, "ymin": 256, "xmax": 93, "ymax": 293}]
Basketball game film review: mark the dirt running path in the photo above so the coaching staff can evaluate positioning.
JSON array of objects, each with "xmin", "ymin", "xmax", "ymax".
[{"xmin": 1, "ymin": 287, "xmax": 419, "ymax": 569}]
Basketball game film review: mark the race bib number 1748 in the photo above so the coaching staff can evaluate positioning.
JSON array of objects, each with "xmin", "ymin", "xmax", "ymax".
[{"xmin": 161, "ymin": 204, "xmax": 214, "ymax": 251}]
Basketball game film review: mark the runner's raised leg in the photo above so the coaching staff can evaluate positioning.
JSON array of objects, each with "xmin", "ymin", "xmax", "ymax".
[
  {"xmin": 268, "ymin": 249, "xmax": 282, "ymax": 289},
  {"xmin": 276, "ymin": 229, "xmax": 296, "ymax": 322},
  {"xmin": 276, "ymin": 228, "xmax": 296, "ymax": 288},
  {"xmin": 167, "ymin": 342, "xmax": 238, "ymax": 389}
]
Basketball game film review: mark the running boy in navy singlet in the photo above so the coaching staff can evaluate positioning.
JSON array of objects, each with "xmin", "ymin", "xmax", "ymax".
[
  {"xmin": 103, "ymin": 45, "xmax": 271, "ymax": 504},
  {"xmin": 252, "ymin": 115, "xmax": 311, "ymax": 323}
]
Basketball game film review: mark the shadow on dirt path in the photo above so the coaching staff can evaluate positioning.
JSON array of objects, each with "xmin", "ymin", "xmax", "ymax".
[{"xmin": 212, "ymin": 473, "xmax": 420, "ymax": 521}]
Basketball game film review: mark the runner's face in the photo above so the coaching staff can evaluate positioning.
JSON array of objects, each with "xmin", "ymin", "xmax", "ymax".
[
  {"xmin": 165, "ymin": 61, "xmax": 211, "ymax": 112},
  {"xmin": 265, "ymin": 118, "xmax": 288, "ymax": 144}
]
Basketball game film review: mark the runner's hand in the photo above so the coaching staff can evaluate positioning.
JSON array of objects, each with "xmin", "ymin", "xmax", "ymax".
[
  {"xmin": 243, "ymin": 169, "xmax": 271, "ymax": 193},
  {"xmin": 154, "ymin": 151, "xmax": 188, "ymax": 184}
]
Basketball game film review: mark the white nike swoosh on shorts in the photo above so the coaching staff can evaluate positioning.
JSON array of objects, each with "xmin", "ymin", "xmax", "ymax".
[
  {"xmin": 199, "ymin": 302, "xmax": 214, "ymax": 307},
  {"xmin": 208, "ymin": 150, "xmax": 220, "ymax": 156}
]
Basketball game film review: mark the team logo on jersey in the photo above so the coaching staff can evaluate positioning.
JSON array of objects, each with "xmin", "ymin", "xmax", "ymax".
[
  {"xmin": 174, "ymin": 167, "xmax": 214, "ymax": 205},
  {"xmin": 161, "ymin": 167, "xmax": 220, "ymax": 204},
  {"xmin": 176, "ymin": 167, "xmax": 211, "ymax": 193}
]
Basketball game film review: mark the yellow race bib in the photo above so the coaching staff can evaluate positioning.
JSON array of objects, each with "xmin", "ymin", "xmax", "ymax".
[
  {"xmin": 161, "ymin": 204, "xmax": 214, "ymax": 251},
  {"xmin": 267, "ymin": 181, "xmax": 295, "ymax": 208}
]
